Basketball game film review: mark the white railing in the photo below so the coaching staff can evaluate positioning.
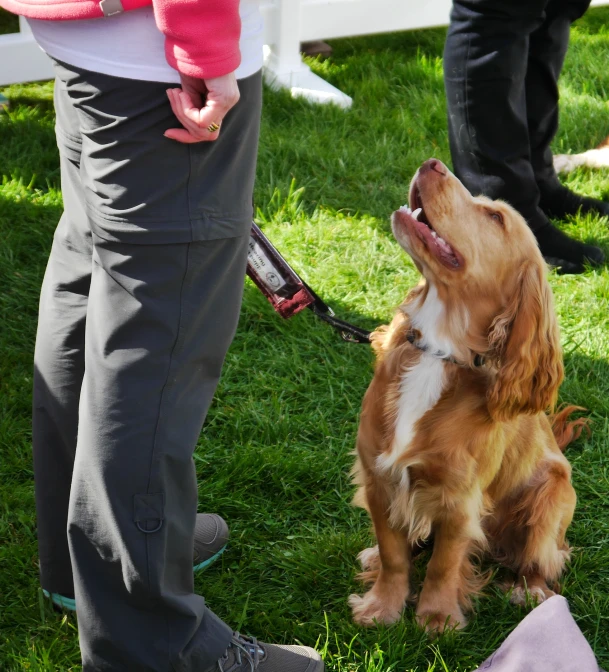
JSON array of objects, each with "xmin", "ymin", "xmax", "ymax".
[
  {"xmin": 2, "ymin": 0, "xmax": 609, "ymax": 106},
  {"xmin": 0, "ymin": 16, "xmax": 54, "ymax": 85}
]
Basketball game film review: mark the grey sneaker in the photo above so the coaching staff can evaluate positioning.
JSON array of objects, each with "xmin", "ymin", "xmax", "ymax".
[
  {"xmin": 210, "ymin": 633, "xmax": 324, "ymax": 672},
  {"xmin": 45, "ymin": 513, "xmax": 229, "ymax": 611},
  {"xmin": 193, "ymin": 513, "xmax": 230, "ymax": 572}
]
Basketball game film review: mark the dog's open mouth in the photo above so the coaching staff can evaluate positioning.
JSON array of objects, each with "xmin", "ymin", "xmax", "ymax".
[{"xmin": 394, "ymin": 187, "xmax": 463, "ymax": 270}]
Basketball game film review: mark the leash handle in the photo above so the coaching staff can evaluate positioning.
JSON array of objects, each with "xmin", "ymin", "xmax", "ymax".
[
  {"xmin": 246, "ymin": 222, "xmax": 315, "ymax": 318},
  {"xmin": 246, "ymin": 223, "xmax": 371, "ymax": 343}
]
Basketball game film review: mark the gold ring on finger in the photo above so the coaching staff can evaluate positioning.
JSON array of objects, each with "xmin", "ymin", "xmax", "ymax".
[{"xmin": 207, "ymin": 121, "xmax": 220, "ymax": 133}]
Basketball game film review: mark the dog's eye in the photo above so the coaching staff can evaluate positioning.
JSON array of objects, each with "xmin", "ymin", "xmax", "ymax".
[{"xmin": 488, "ymin": 211, "xmax": 504, "ymax": 227}]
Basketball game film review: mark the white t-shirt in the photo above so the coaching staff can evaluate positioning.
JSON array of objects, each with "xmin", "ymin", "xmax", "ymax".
[{"xmin": 28, "ymin": 0, "xmax": 263, "ymax": 82}]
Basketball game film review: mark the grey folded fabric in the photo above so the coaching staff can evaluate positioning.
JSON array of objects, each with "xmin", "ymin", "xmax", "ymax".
[{"xmin": 475, "ymin": 596, "xmax": 601, "ymax": 672}]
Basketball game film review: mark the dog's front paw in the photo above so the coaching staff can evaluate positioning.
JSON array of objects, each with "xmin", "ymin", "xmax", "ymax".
[
  {"xmin": 349, "ymin": 589, "xmax": 405, "ymax": 627},
  {"xmin": 509, "ymin": 584, "xmax": 555, "ymax": 606},
  {"xmin": 553, "ymin": 154, "xmax": 575, "ymax": 174},
  {"xmin": 416, "ymin": 606, "xmax": 466, "ymax": 634}
]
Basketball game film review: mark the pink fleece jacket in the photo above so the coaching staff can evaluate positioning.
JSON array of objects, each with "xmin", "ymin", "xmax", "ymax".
[{"xmin": 0, "ymin": 0, "xmax": 242, "ymax": 79}]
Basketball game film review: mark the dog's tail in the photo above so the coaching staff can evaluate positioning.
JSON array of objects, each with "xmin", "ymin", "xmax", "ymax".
[{"xmin": 551, "ymin": 405, "xmax": 590, "ymax": 452}]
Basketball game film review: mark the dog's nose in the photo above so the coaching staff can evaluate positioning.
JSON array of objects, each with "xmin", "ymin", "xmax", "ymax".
[{"xmin": 421, "ymin": 159, "xmax": 447, "ymax": 176}]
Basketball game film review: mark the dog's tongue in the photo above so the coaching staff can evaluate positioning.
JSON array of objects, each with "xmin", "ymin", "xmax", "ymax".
[{"xmin": 397, "ymin": 204, "xmax": 462, "ymax": 269}]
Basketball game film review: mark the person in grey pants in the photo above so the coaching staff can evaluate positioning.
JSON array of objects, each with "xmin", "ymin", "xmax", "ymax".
[{"xmin": 21, "ymin": 5, "xmax": 325, "ymax": 672}]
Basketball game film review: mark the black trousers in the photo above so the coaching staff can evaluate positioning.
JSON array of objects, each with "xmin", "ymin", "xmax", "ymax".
[
  {"xmin": 33, "ymin": 61, "xmax": 262, "ymax": 671},
  {"xmin": 444, "ymin": 0, "xmax": 591, "ymax": 231}
]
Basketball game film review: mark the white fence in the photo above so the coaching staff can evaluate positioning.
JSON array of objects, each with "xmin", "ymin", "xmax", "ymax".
[
  {"xmin": 2, "ymin": 0, "xmax": 609, "ymax": 107},
  {"xmin": 0, "ymin": 16, "xmax": 54, "ymax": 85}
]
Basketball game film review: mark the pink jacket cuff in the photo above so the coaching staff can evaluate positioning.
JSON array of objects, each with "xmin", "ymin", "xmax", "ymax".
[{"xmin": 153, "ymin": 0, "xmax": 242, "ymax": 79}]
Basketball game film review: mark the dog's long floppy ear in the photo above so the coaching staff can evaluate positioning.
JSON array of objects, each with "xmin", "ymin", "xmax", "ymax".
[{"xmin": 487, "ymin": 260, "xmax": 563, "ymax": 422}]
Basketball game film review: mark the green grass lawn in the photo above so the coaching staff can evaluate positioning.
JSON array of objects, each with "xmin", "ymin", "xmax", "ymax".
[{"xmin": 1, "ymin": 8, "xmax": 609, "ymax": 671}]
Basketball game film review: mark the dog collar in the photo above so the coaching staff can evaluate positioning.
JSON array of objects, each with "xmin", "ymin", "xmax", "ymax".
[{"xmin": 406, "ymin": 329, "xmax": 485, "ymax": 368}]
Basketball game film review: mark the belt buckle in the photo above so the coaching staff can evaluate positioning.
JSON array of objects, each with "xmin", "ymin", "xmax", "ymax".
[{"xmin": 99, "ymin": 0, "xmax": 124, "ymax": 17}]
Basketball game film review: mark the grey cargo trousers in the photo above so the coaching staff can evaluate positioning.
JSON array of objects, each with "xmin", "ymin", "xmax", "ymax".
[{"xmin": 33, "ymin": 60, "xmax": 262, "ymax": 671}]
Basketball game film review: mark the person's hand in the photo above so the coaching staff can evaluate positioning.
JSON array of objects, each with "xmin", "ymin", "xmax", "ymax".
[{"xmin": 164, "ymin": 72, "xmax": 240, "ymax": 143}]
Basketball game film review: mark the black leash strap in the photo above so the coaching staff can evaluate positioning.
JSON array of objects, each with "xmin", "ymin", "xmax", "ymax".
[
  {"xmin": 246, "ymin": 223, "xmax": 371, "ymax": 344},
  {"xmin": 303, "ymin": 282, "xmax": 372, "ymax": 344}
]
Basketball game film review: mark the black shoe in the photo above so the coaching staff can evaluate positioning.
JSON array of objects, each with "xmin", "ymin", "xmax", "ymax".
[
  {"xmin": 539, "ymin": 183, "xmax": 609, "ymax": 221},
  {"xmin": 534, "ymin": 222, "xmax": 604, "ymax": 274},
  {"xmin": 208, "ymin": 632, "xmax": 324, "ymax": 672},
  {"xmin": 543, "ymin": 256, "xmax": 585, "ymax": 275}
]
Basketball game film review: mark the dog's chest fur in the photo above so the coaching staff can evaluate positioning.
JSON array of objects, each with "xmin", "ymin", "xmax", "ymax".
[
  {"xmin": 376, "ymin": 354, "xmax": 446, "ymax": 475},
  {"xmin": 376, "ymin": 286, "xmax": 452, "ymax": 477}
]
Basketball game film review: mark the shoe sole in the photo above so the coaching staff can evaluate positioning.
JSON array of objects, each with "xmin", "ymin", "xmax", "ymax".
[
  {"xmin": 43, "ymin": 545, "xmax": 227, "ymax": 612},
  {"xmin": 43, "ymin": 589, "xmax": 76, "ymax": 612},
  {"xmin": 193, "ymin": 543, "xmax": 227, "ymax": 573}
]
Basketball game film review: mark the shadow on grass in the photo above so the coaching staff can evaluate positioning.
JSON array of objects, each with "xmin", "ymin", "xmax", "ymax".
[
  {"xmin": 0, "ymin": 190, "xmax": 60, "ymax": 262},
  {"xmin": 562, "ymin": 350, "xmax": 609, "ymax": 417},
  {"xmin": 0, "ymin": 101, "xmax": 59, "ymax": 191}
]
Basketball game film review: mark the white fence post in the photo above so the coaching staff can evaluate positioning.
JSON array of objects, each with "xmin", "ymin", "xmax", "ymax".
[
  {"xmin": 0, "ymin": 15, "xmax": 54, "ymax": 86},
  {"xmin": 261, "ymin": 0, "xmax": 353, "ymax": 108}
]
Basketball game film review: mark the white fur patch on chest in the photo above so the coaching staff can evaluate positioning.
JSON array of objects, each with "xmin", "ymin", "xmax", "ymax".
[
  {"xmin": 409, "ymin": 285, "xmax": 455, "ymax": 355},
  {"xmin": 375, "ymin": 284, "xmax": 455, "ymax": 479},
  {"xmin": 376, "ymin": 354, "xmax": 446, "ymax": 475}
]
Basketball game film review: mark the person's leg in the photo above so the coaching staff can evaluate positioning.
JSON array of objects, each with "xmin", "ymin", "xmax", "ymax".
[
  {"xmin": 527, "ymin": 0, "xmax": 590, "ymax": 187},
  {"xmin": 71, "ymin": 232, "xmax": 245, "ymax": 671},
  {"xmin": 526, "ymin": 0, "xmax": 609, "ymax": 218},
  {"xmin": 32, "ymin": 75, "xmax": 89, "ymax": 604},
  {"xmin": 47, "ymin": 61, "xmax": 253, "ymax": 670},
  {"xmin": 33, "ymin": 70, "xmax": 230, "ymax": 615},
  {"xmin": 444, "ymin": 0, "xmax": 545, "ymax": 215},
  {"xmin": 444, "ymin": 0, "xmax": 603, "ymax": 272},
  {"xmin": 53, "ymin": 61, "xmax": 323, "ymax": 672}
]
